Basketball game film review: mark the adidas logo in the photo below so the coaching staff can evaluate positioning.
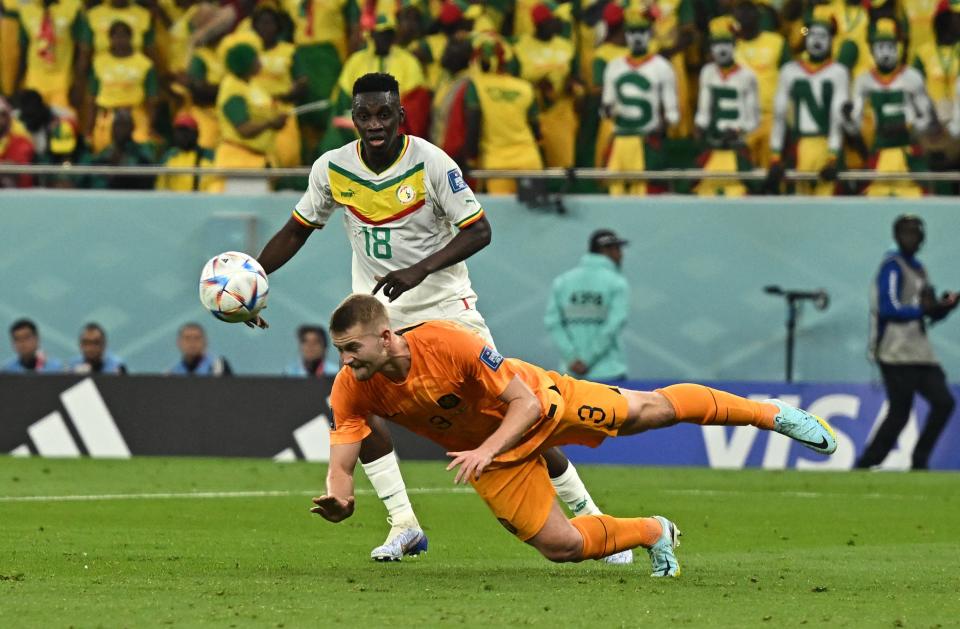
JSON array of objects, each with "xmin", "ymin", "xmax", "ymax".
[
  {"xmin": 273, "ymin": 414, "xmax": 332, "ymax": 463},
  {"xmin": 11, "ymin": 378, "xmax": 130, "ymax": 458}
]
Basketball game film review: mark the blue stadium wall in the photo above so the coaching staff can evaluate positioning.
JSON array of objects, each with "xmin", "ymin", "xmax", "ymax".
[{"xmin": 2, "ymin": 191, "xmax": 959, "ymax": 381}]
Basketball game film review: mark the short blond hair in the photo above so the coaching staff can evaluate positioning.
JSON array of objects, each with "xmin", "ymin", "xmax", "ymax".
[{"xmin": 329, "ymin": 294, "xmax": 390, "ymax": 335}]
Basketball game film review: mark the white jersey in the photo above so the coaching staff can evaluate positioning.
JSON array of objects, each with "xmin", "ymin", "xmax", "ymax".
[
  {"xmin": 844, "ymin": 66, "xmax": 934, "ymax": 141},
  {"xmin": 602, "ymin": 53, "xmax": 679, "ymax": 136},
  {"xmin": 771, "ymin": 60, "xmax": 849, "ymax": 153},
  {"xmin": 694, "ymin": 62, "xmax": 759, "ymax": 137},
  {"xmin": 294, "ymin": 135, "xmax": 486, "ymax": 312}
]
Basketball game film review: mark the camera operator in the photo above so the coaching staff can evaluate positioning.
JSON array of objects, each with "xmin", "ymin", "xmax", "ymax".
[{"xmin": 859, "ymin": 215, "xmax": 959, "ymax": 470}]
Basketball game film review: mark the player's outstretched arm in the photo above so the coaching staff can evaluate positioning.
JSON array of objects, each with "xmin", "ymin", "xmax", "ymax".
[
  {"xmin": 311, "ymin": 441, "xmax": 360, "ymax": 522},
  {"xmin": 258, "ymin": 217, "xmax": 315, "ymax": 275},
  {"xmin": 446, "ymin": 375, "xmax": 541, "ymax": 484},
  {"xmin": 373, "ymin": 215, "xmax": 492, "ymax": 301}
]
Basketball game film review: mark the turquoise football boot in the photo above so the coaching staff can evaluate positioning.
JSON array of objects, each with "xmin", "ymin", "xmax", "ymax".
[
  {"xmin": 647, "ymin": 515, "xmax": 681, "ymax": 577},
  {"xmin": 766, "ymin": 399, "xmax": 838, "ymax": 455}
]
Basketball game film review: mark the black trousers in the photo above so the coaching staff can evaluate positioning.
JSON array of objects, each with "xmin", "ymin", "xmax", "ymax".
[{"xmin": 856, "ymin": 363, "xmax": 955, "ymax": 469}]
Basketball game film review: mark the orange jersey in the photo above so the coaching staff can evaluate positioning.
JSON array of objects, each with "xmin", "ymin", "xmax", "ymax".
[{"xmin": 330, "ymin": 321, "xmax": 563, "ymax": 462}]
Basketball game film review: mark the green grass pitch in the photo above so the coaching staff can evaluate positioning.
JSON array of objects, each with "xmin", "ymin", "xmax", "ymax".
[{"xmin": 1, "ymin": 457, "xmax": 958, "ymax": 627}]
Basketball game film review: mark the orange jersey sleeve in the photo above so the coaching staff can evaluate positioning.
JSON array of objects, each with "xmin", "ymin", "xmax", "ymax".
[{"xmin": 328, "ymin": 370, "xmax": 374, "ymax": 445}]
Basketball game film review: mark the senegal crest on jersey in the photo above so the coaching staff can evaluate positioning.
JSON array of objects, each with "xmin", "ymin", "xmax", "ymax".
[{"xmin": 327, "ymin": 160, "xmax": 427, "ymax": 225}]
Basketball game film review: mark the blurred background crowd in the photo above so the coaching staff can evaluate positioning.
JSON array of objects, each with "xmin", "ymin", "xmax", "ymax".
[{"xmin": 0, "ymin": 0, "xmax": 958, "ymax": 195}]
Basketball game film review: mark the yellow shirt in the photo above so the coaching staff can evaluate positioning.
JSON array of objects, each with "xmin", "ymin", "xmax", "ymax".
[
  {"xmin": 337, "ymin": 45, "xmax": 426, "ymax": 96},
  {"xmin": 282, "ymin": 0, "xmax": 350, "ymax": 59},
  {"xmin": 156, "ymin": 147, "xmax": 217, "ymax": 192},
  {"xmin": 87, "ymin": 3, "xmax": 152, "ymax": 60},
  {"xmin": 468, "ymin": 71, "xmax": 541, "ymax": 168},
  {"xmin": 735, "ymin": 31, "xmax": 788, "ymax": 115},
  {"xmin": 914, "ymin": 42, "xmax": 960, "ymax": 123},
  {"xmin": 257, "ymin": 41, "xmax": 297, "ymax": 98},
  {"xmin": 903, "ymin": 0, "xmax": 939, "ymax": 62},
  {"xmin": 827, "ymin": 1, "xmax": 871, "ymax": 80},
  {"xmin": 514, "ymin": 34, "xmax": 575, "ymax": 99},
  {"xmin": 217, "ymin": 74, "xmax": 278, "ymax": 154},
  {"xmin": 17, "ymin": 0, "xmax": 85, "ymax": 93},
  {"xmin": 92, "ymin": 51, "xmax": 154, "ymax": 108}
]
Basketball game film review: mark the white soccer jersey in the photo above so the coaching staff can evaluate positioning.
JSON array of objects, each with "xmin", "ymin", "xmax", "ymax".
[
  {"xmin": 694, "ymin": 62, "xmax": 760, "ymax": 136},
  {"xmin": 844, "ymin": 66, "xmax": 934, "ymax": 137},
  {"xmin": 771, "ymin": 60, "xmax": 850, "ymax": 153},
  {"xmin": 601, "ymin": 54, "xmax": 679, "ymax": 135},
  {"xmin": 294, "ymin": 135, "xmax": 486, "ymax": 311}
]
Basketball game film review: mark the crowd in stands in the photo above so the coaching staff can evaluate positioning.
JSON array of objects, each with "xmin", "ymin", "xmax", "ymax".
[
  {"xmin": 0, "ymin": 0, "xmax": 958, "ymax": 196},
  {"xmin": 2, "ymin": 317, "xmax": 338, "ymax": 377}
]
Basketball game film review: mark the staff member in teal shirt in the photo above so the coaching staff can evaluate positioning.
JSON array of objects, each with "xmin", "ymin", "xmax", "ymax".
[{"xmin": 545, "ymin": 229, "xmax": 630, "ymax": 381}]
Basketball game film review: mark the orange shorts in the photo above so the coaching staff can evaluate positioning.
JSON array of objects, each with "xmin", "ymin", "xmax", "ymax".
[{"xmin": 470, "ymin": 375, "xmax": 629, "ymax": 541}]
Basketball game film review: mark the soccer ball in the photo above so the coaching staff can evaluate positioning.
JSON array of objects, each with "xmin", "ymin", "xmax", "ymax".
[{"xmin": 199, "ymin": 251, "xmax": 269, "ymax": 323}]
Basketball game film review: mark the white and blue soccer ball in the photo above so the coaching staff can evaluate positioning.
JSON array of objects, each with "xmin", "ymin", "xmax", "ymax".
[{"xmin": 199, "ymin": 251, "xmax": 269, "ymax": 323}]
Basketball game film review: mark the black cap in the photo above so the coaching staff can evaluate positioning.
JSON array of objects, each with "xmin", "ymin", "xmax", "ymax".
[{"xmin": 589, "ymin": 229, "xmax": 629, "ymax": 252}]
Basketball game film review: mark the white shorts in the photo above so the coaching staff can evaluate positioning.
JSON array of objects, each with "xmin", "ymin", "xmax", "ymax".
[{"xmin": 388, "ymin": 296, "xmax": 495, "ymax": 348}]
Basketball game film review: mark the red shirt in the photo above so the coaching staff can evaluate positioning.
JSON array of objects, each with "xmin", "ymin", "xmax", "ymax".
[{"xmin": 0, "ymin": 133, "xmax": 35, "ymax": 188}]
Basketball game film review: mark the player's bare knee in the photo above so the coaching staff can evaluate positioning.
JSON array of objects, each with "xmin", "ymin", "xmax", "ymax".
[
  {"xmin": 621, "ymin": 390, "xmax": 677, "ymax": 434},
  {"xmin": 537, "ymin": 538, "xmax": 583, "ymax": 563}
]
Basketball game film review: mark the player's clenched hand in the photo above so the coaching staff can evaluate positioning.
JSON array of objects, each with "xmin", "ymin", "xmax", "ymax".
[
  {"xmin": 310, "ymin": 495, "xmax": 355, "ymax": 522},
  {"xmin": 372, "ymin": 266, "xmax": 428, "ymax": 302},
  {"xmin": 446, "ymin": 448, "xmax": 494, "ymax": 484},
  {"xmin": 244, "ymin": 315, "xmax": 269, "ymax": 329}
]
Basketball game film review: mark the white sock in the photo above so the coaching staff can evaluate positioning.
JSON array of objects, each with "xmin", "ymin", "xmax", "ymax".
[
  {"xmin": 360, "ymin": 451, "xmax": 419, "ymax": 528},
  {"xmin": 551, "ymin": 462, "xmax": 602, "ymax": 516}
]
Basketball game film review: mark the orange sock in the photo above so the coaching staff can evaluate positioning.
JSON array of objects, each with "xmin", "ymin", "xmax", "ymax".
[
  {"xmin": 570, "ymin": 515, "xmax": 663, "ymax": 560},
  {"xmin": 657, "ymin": 383, "xmax": 777, "ymax": 430}
]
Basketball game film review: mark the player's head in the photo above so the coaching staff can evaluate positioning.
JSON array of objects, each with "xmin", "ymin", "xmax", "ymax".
[
  {"xmin": 893, "ymin": 214, "xmax": 925, "ymax": 256},
  {"xmin": 352, "ymin": 73, "xmax": 405, "ymax": 154},
  {"xmin": 329, "ymin": 294, "xmax": 393, "ymax": 381},
  {"xmin": 177, "ymin": 323, "xmax": 207, "ymax": 361},
  {"xmin": 870, "ymin": 19, "xmax": 900, "ymax": 72},
  {"xmin": 708, "ymin": 19, "xmax": 736, "ymax": 67},
  {"xmin": 623, "ymin": 6, "xmax": 654, "ymax": 56},
  {"xmin": 108, "ymin": 20, "xmax": 133, "ymax": 56},
  {"xmin": 9, "ymin": 318, "xmax": 38, "ymax": 360},
  {"xmin": 803, "ymin": 14, "xmax": 836, "ymax": 61},
  {"xmin": 589, "ymin": 229, "xmax": 629, "ymax": 268},
  {"xmin": 297, "ymin": 324, "xmax": 328, "ymax": 363},
  {"xmin": 79, "ymin": 323, "xmax": 107, "ymax": 362}
]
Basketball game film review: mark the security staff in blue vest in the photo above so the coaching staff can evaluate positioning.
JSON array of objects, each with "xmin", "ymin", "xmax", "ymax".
[
  {"xmin": 544, "ymin": 229, "xmax": 630, "ymax": 381},
  {"xmin": 69, "ymin": 323, "xmax": 127, "ymax": 374},
  {"xmin": 2, "ymin": 318, "xmax": 63, "ymax": 373},
  {"xmin": 169, "ymin": 322, "xmax": 232, "ymax": 376},
  {"xmin": 859, "ymin": 215, "xmax": 959, "ymax": 470}
]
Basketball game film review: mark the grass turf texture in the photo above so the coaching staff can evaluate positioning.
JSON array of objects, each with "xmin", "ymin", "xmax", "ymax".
[{"xmin": 1, "ymin": 458, "xmax": 958, "ymax": 628}]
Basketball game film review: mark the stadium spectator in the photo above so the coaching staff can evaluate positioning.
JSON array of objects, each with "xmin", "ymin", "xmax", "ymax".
[
  {"xmin": 514, "ymin": 3, "xmax": 580, "ymax": 169},
  {"xmin": 912, "ymin": 4, "xmax": 960, "ymax": 130},
  {"xmin": 859, "ymin": 215, "xmax": 958, "ymax": 471},
  {"xmin": 429, "ymin": 36, "xmax": 472, "ymax": 164},
  {"xmin": 169, "ymin": 322, "xmax": 232, "ymax": 376},
  {"xmin": 86, "ymin": 20, "xmax": 159, "ymax": 153},
  {"xmin": 733, "ymin": 0, "xmax": 791, "ymax": 168},
  {"xmin": 652, "ymin": 0, "xmax": 696, "ymax": 138},
  {"xmin": 411, "ymin": 1, "xmax": 469, "ymax": 92},
  {"xmin": 85, "ymin": 0, "xmax": 155, "ymax": 64},
  {"xmin": 68, "ymin": 322, "xmax": 127, "ymax": 375},
  {"xmin": 602, "ymin": 6, "xmax": 678, "ymax": 195},
  {"xmin": 9, "ymin": 0, "xmax": 89, "ymax": 114},
  {"xmin": 465, "ymin": 34, "xmax": 543, "ymax": 195},
  {"xmin": 155, "ymin": 112, "xmax": 219, "ymax": 192},
  {"xmin": 694, "ymin": 18, "xmax": 759, "ymax": 197},
  {"xmin": 212, "ymin": 42, "xmax": 287, "ymax": 192},
  {"xmin": 84, "ymin": 108, "xmax": 157, "ymax": 190},
  {"xmin": 2, "ymin": 318, "xmax": 63, "ymax": 373},
  {"xmin": 825, "ymin": 0, "xmax": 873, "ymax": 83},
  {"xmin": 35, "ymin": 118, "xmax": 85, "ymax": 188},
  {"xmin": 284, "ymin": 324, "xmax": 337, "ymax": 377},
  {"xmin": 768, "ymin": 9, "xmax": 849, "ymax": 196},
  {"xmin": 0, "ymin": 96, "xmax": 35, "ymax": 188},
  {"xmin": 544, "ymin": 229, "xmax": 630, "ymax": 381},
  {"xmin": 251, "ymin": 3, "xmax": 306, "ymax": 171},
  {"xmin": 183, "ymin": 4, "xmax": 229, "ymax": 150},
  {"xmin": 842, "ymin": 19, "xmax": 934, "ymax": 198},
  {"xmin": 13, "ymin": 88, "xmax": 74, "ymax": 157},
  {"xmin": 579, "ymin": 2, "xmax": 627, "ymax": 171}
]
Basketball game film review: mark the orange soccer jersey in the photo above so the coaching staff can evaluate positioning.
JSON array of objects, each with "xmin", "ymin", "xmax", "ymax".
[{"xmin": 329, "ymin": 321, "xmax": 626, "ymax": 465}]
